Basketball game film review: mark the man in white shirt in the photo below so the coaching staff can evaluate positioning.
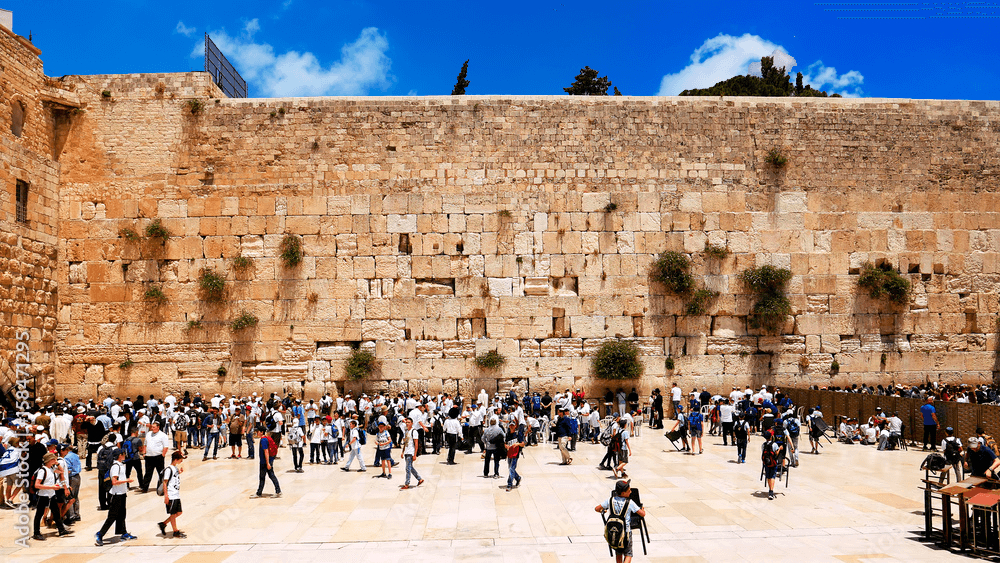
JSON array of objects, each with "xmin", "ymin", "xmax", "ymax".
[
  {"xmin": 96, "ymin": 448, "xmax": 136, "ymax": 545},
  {"xmin": 671, "ymin": 383, "xmax": 683, "ymax": 417},
  {"xmin": 443, "ymin": 412, "xmax": 462, "ymax": 464},
  {"xmin": 478, "ymin": 389, "xmax": 489, "ymax": 408},
  {"xmin": 141, "ymin": 422, "xmax": 169, "ymax": 493},
  {"xmin": 157, "ymin": 451, "xmax": 185, "ymax": 538},
  {"xmin": 719, "ymin": 399, "xmax": 735, "ymax": 446},
  {"xmin": 399, "ymin": 417, "xmax": 424, "ymax": 489}
]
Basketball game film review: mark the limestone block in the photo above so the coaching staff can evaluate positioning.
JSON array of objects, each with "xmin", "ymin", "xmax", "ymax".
[
  {"xmin": 316, "ymin": 344, "xmax": 354, "ymax": 361},
  {"xmin": 540, "ymin": 338, "xmax": 584, "ymax": 357},
  {"xmin": 443, "ymin": 340, "xmax": 475, "ymax": 359},
  {"xmin": 821, "ymin": 334, "xmax": 841, "ymax": 354},
  {"xmin": 570, "ymin": 316, "xmax": 604, "ymax": 338},
  {"xmin": 489, "ymin": 277, "xmax": 514, "ymax": 297},
  {"xmin": 582, "ymin": 193, "xmax": 610, "ymax": 212},
  {"xmin": 362, "ymin": 319, "xmax": 405, "ymax": 341},
  {"xmin": 679, "ymin": 192, "xmax": 702, "ymax": 213},
  {"xmin": 415, "ymin": 340, "xmax": 443, "ymax": 359},
  {"xmin": 705, "ymin": 336, "xmax": 757, "ymax": 355},
  {"xmin": 524, "ymin": 277, "xmax": 550, "ymax": 296}
]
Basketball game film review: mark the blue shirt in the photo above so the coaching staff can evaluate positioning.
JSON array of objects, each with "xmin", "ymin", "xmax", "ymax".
[
  {"xmin": 920, "ymin": 404, "xmax": 936, "ymax": 425},
  {"xmin": 259, "ymin": 436, "xmax": 271, "ymax": 465},
  {"xmin": 64, "ymin": 452, "xmax": 82, "ymax": 476}
]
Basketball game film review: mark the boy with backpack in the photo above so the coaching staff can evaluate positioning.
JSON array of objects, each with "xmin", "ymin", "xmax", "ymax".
[
  {"xmin": 941, "ymin": 427, "xmax": 964, "ymax": 481},
  {"xmin": 734, "ymin": 411, "xmax": 750, "ymax": 463},
  {"xmin": 122, "ymin": 427, "xmax": 144, "ymax": 488},
  {"xmin": 95, "ymin": 437, "xmax": 116, "ymax": 510},
  {"xmin": 250, "ymin": 426, "xmax": 281, "ymax": 498},
  {"xmin": 95, "ymin": 448, "xmax": 137, "ymax": 545},
  {"xmin": 687, "ymin": 402, "xmax": 704, "ymax": 455},
  {"xmin": 783, "ymin": 412, "xmax": 801, "ymax": 467},
  {"xmin": 595, "ymin": 479, "xmax": 646, "ymax": 563},
  {"xmin": 157, "ymin": 451, "xmax": 185, "ymax": 538},
  {"xmin": 32, "ymin": 453, "xmax": 72, "ymax": 541},
  {"xmin": 761, "ymin": 425, "xmax": 791, "ymax": 500}
]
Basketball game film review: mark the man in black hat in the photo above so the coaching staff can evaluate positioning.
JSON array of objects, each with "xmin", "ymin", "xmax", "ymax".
[{"xmin": 595, "ymin": 479, "xmax": 646, "ymax": 563}]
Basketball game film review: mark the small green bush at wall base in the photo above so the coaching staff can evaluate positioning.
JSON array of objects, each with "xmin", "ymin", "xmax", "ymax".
[
  {"xmin": 230, "ymin": 311, "xmax": 258, "ymax": 331},
  {"xmin": 652, "ymin": 251, "xmax": 694, "ymax": 295},
  {"xmin": 593, "ymin": 340, "xmax": 644, "ymax": 380},
  {"xmin": 858, "ymin": 262, "xmax": 911, "ymax": 305},
  {"xmin": 280, "ymin": 234, "xmax": 303, "ymax": 268},
  {"xmin": 474, "ymin": 350, "xmax": 506, "ymax": 370},
  {"xmin": 345, "ymin": 349, "xmax": 377, "ymax": 380}
]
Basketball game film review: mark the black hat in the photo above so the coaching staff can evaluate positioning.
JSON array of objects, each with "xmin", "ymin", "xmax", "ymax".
[{"xmin": 614, "ymin": 479, "xmax": 631, "ymax": 494}]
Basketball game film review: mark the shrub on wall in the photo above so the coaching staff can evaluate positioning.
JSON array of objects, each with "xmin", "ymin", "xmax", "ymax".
[
  {"xmin": 765, "ymin": 148, "xmax": 788, "ymax": 168},
  {"xmin": 231, "ymin": 254, "xmax": 254, "ymax": 272},
  {"xmin": 118, "ymin": 228, "xmax": 141, "ymax": 242},
  {"xmin": 704, "ymin": 244, "xmax": 729, "ymax": 260},
  {"xmin": 345, "ymin": 349, "xmax": 377, "ymax": 380},
  {"xmin": 280, "ymin": 235, "xmax": 303, "ymax": 268},
  {"xmin": 198, "ymin": 268, "xmax": 226, "ymax": 303},
  {"xmin": 474, "ymin": 350, "xmax": 506, "ymax": 370},
  {"xmin": 145, "ymin": 219, "xmax": 170, "ymax": 246},
  {"xmin": 684, "ymin": 289, "xmax": 719, "ymax": 316},
  {"xmin": 593, "ymin": 340, "xmax": 644, "ymax": 380},
  {"xmin": 186, "ymin": 99, "xmax": 204, "ymax": 114},
  {"xmin": 858, "ymin": 262, "xmax": 911, "ymax": 305},
  {"xmin": 740, "ymin": 265, "xmax": 793, "ymax": 334},
  {"xmin": 143, "ymin": 285, "xmax": 168, "ymax": 305},
  {"xmin": 651, "ymin": 251, "xmax": 694, "ymax": 295},
  {"xmin": 230, "ymin": 311, "xmax": 258, "ymax": 331}
]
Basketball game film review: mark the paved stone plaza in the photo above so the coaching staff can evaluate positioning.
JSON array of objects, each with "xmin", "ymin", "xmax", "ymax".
[{"xmin": 2, "ymin": 429, "xmax": 965, "ymax": 562}]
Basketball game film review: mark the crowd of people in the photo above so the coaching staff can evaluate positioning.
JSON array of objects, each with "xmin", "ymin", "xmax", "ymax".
[
  {"xmin": 806, "ymin": 381, "xmax": 1000, "ymax": 404},
  {"xmin": 3, "ymin": 380, "xmax": 999, "ymax": 558}
]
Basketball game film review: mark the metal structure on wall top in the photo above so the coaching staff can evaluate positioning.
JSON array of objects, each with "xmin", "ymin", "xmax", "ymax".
[{"xmin": 204, "ymin": 33, "xmax": 247, "ymax": 99}]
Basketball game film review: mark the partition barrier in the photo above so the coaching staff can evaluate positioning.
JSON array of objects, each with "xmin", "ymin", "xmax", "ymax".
[{"xmin": 780, "ymin": 389, "xmax": 997, "ymax": 445}]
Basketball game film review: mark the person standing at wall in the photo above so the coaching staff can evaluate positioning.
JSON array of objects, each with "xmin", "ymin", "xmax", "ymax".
[{"xmin": 920, "ymin": 397, "xmax": 940, "ymax": 451}]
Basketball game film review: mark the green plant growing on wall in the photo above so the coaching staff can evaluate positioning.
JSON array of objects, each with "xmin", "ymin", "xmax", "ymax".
[
  {"xmin": 740, "ymin": 265, "xmax": 793, "ymax": 334},
  {"xmin": 145, "ymin": 219, "xmax": 170, "ymax": 245},
  {"xmin": 280, "ymin": 235, "xmax": 303, "ymax": 268},
  {"xmin": 217, "ymin": 365, "xmax": 228, "ymax": 377},
  {"xmin": 186, "ymin": 99, "xmax": 204, "ymax": 114},
  {"xmin": 651, "ymin": 251, "xmax": 694, "ymax": 295},
  {"xmin": 230, "ymin": 311, "xmax": 258, "ymax": 331},
  {"xmin": 765, "ymin": 148, "xmax": 788, "ymax": 168},
  {"xmin": 143, "ymin": 285, "xmax": 168, "ymax": 305},
  {"xmin": 684, "ymin": 289, "xmax": 719, "ymax": 316},
  {"xmin": 118, "ymin": 228, "xmax": 140, "ymax": 242},
  {"xmin": 198, "ymin": 268, "xmax": 226, "ymax": 303},
  {"xmin": 857, "ymin": 262, "xmax": 911, "ymax": 305},
  {"xmin": 603, "ymin": 202, "xmax": 618, "ymax": 212},
  {"xmin": 664, "ymin": 357, "xmax": 675, "ymax": 370},
  {"xmin": 497, "ymin": 209, "xmax": 512, "ymax": 218},
  {"xmin": 345, "ymin": 348, "xmax": 377, "ymax": 380},
  {"xmin": 231, "ymin": 254, "xmax": 254, "ymax": 272},
  {"xmin": 185, "ymin": 319, "xmax": 202, "ymax": 331},
  {"xmin": 704, "ymin": 244, "xmax": 729, "ymax": 260},
  {"xmin": 593, "ymin": 340, "xmax": 644, "ymax": 380},
  {"xmin": 119, "ymin": 356, "xmax": 133, "ymax": 370},
  {"xmin": 831, "ymin": 360, "xmax": 840, "ymax": 374},
  {"xmin": 474, "ymin": 350, "xmax": 506, "ymax": 370},
  {"xmin": 101, "ymin": 90, "xmax": 112, "ymax": 98}
]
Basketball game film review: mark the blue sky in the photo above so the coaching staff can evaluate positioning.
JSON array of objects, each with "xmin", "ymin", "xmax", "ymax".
[{"xmin": 4, "ymin": 1, "xmax": 999, "ymax": 99}]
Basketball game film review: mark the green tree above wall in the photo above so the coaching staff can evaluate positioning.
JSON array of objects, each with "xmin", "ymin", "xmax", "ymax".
[{"xmin": 680, "ymin": 57, "xmax": 841, "ymax": 98}]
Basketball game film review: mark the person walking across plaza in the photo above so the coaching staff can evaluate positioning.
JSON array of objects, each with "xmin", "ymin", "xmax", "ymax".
[
  {"xmin": 483, "ymin": 417, "xmax": 504, "ymax": 478},
  {"xmin": 95, "ymin": 448, "xmax": 137, "ymax": 545},
  {"xmin": 505, "ymin": 421, "xmax": 525, "ymax": 491},
  {"xmin": 613, "ymin": 418, "xmax": 632, "ymax": 479},
  {"xmin": 157, "ymin": 451, "xmax": 186, "ymax": 538},
  {"xmin": 556, "ymin": 408, "xmax": 573, "ymax": 465},
  {"xmin": 288, "ymin": 422, "xmax": 305, "ymax": 472},
  {"xmin": 202, "ymin": 408, "xmax": 221, "ymax": 461},
  {"xmin": 375, "ymin": 420, "xmax": 393, "ymax": 479},
  {"xmin": 250, "ymin": 427, "xmax": 281, "ymax": 498},
  {"xmin": 595, "ymin": 479, "xmax": 646, "ymax": 563},
  {"xmin": 32, "ymin": 452, "xmax": 72, "ymax": 541},
  {"xmin": 921, "ymin": 396, "xmax": 940, "ymax": 451},
  {"xmin": 687, "ymin": 402, "xmax": 704, "ymax": 455},
  {"xmin": 734, "ymin": 411, "xmax": 750, "ymax": 463},
  {"xmin": 141, "ymin": 421, "xmax": 169, "ymax": 494},
  {"xmin": 399, "ymin": 417, "xmax": 424, "ymax": 489},
  {"xmin": 341, "ymin": 419, "xmax": 366, "ymax": 472}
]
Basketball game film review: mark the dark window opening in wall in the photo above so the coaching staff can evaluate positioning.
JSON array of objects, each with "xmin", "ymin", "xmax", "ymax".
[
  {"xmin": 15, "ymin": 180, "xmax": 29, "ymax": 223},
  {"xmin": 10, "ymin": 100, "xmax": 26, "ymax": 137},
  {"xmin": 551, "ymin": 307, "xmax": 569, "ymax": 337}
]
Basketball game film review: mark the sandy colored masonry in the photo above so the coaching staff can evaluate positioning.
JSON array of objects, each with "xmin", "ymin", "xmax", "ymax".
[{"xmin": 2, "ymin": 24, "xmax": 1000, "ymax": 403}]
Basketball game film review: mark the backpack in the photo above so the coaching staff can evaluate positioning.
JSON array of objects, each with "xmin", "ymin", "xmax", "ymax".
[
  {"xmin": 490, "ymin": 431, "xmax": 507, "ymax": 457},
  {"xmin": 123, "ymin": 436, "xmax": 140, "ymax": 461},
  {"xmin": 357, "ymin": 426, "xmax": 367, "ymax": 446},
  {"xmin": 785, "ymin": 418, "xmax": 800, "ymax": 438},
  {"xmin": 734, "ymin": 421, "xmax": 748, "ymax": 442},
  {"xmin": 30, "ymin": 466, "xmax": 49, "ymax": 494},
  {"xmin": 921, "ymin": 453, "xmax": 948, "ymax": 472},
  {"xmin": 532, "ymin": 396, "xmax": 541, "ymax": 411},
  {"xmin": 603, "ymin": 496, "xmax": 632, "ymax": 550},
  {"xmin": 97, "ymin": 446, "xmax": 115, "ymax": 477},
  {"xmin": 688, "ymin": 412, "xmax": 703, "ymax": 432},
  {"xmin": 611, "ymin": 430, "xmax": 623, "ymax": 453},
  {"xmin": 156, "ymin": 466, "xmax": 173, "ymax": 497},
  {"xmin": 944, "ymin": 438, "xmax": 962, "ymax": 463},
  {"xmin": 367, "ymin": 418, "xmax": 379, "ymax": 435}
]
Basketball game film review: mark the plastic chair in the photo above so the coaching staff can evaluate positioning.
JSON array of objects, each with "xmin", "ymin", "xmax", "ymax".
[{"xmin": 629, "ymin": 487, "xmax": 650, "ymax": 554}]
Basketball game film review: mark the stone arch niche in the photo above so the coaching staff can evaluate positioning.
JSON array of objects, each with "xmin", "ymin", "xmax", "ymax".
[{"xmin": 10, "ymin": 98, "xmax": 26, "ymax": 137}]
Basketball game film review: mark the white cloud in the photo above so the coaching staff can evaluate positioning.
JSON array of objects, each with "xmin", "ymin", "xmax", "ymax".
[
  {"xmin": 657, "ymin": 33, "xmax": 864, "ymax": 97},
  {"xmin": 407, "ymin": 90, "xmax": 418, "ymax": 96},
  {"xmin": 195, "ymin": 22, "xmax": 392, "ymax": 97},
  {"xmin": 657, "ymin": 33, "xmax": 785, "ymax": 95},
  {"xmin": 282, "ymin": 0, "xmax": 294, "ymax": 9},
  {"xmin": 801, "ymin": 61, "xmax": 865, "ymax": 97},
  {"xmin": 176, "ymin": 21, "xmax": 196, "ymax": 37}
]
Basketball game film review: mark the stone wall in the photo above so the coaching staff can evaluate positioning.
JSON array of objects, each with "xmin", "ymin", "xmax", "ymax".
[
  {"xmin": 0, "ymin": 26, "xmax": 60, "ymax": 403},
  {"xmin": 47, "ymin": 78, "xmax": 1000, "ymax": 401}
]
